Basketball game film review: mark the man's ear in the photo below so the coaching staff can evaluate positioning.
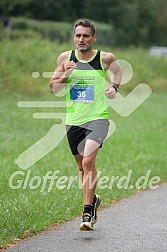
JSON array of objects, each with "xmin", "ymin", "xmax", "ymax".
[{"xmin": 93, "ymin": 34, "xmax": 96, "ymax": 42}]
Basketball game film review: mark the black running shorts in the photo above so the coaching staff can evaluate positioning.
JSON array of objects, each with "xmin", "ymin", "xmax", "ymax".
[{"xmin": 66, "ymin": 119, "xmax": 110, "ymax": 155}]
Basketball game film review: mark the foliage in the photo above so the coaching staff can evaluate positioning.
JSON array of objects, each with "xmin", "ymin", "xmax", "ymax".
[
  {"xmin": 13, "ymin": 17, "xmax": 72, "ymax": 42},
  {"xmin": 0, "ymin": 0, "xmax": 167, "ymax": 46},
  {"xmin": 0, "ymin": 17, "xmax": 114, "ymax": 46},
  {"xmin": 0, "ymin": 38, "xmax": 167, "ymax": 96}
]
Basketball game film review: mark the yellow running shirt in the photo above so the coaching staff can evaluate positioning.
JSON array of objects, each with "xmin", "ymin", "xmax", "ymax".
[{"xmin": 65, "ymin": 50, "xmax": 109, "ymax": 125}]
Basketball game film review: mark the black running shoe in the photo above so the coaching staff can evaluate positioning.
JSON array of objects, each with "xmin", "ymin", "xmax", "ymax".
[
  {"xmin": 91, "ymin": 194, "xmax": 101, "ymax": 224},
  {"xmin": 80, "ymin": 213, "xmax": 94, "ymax": 231}
]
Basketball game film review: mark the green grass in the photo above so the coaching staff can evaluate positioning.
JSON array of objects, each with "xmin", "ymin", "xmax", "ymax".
[
  {"xmin": 1, "ymin": 38, "xmax": 167, "ymax": 95},
  {"xmin": 0, "ymin": 91, "xmax": 167, "ymax": 247},
  {"xmin": 0, "ymin": 38, "xmax": 167, "ymax": 247}
]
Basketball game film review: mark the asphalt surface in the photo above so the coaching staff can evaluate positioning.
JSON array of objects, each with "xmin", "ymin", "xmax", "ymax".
[{"xmin": 3, "ymin": 183, "xmax": 167, "ymax": 252}]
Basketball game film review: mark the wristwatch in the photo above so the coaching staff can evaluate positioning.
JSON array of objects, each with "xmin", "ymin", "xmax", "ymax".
[{"xmin": 112, "ymin": 84, "xmax": 119, "ymax": 93}]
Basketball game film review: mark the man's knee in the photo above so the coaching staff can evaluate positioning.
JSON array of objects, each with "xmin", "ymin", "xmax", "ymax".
[{"xmin": 82, "ymin": 156, "xmax": 94, "ymax": 170}]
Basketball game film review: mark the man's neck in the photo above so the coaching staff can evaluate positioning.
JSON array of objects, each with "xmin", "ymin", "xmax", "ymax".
[{"xmin": 76, "ymin": 49, "xmax": 95, "ymax": 61}]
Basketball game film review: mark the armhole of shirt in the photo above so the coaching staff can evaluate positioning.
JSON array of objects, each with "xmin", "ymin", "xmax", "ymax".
[
  {"xmin": 68, "ymin": 50, "xmax": 73, "ymax": 62},
  {"xmin": 100, "ymin": 51, "xmax": 105, "ymax": 71}
]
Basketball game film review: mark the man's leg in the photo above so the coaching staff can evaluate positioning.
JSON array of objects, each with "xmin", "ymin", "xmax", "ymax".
[
  {"xmin": 73, "ymin": 151, "xmax": 97, "ymax": 199},
  {"xmin": 82, "ymin": 139, "xmax": 99, "ymax": 206},
  {"xmin": 73, "ymin": 154, "xmax": 83, "ymax": 183},
  {"xmin": 78, "ymin": 139, "xmax": 100, "ymax": 230}
]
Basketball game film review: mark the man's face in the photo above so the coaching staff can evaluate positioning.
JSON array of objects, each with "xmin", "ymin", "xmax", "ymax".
[{"xmin": 74, "ymin": 26, "xmax": 96, "ymax": 52}]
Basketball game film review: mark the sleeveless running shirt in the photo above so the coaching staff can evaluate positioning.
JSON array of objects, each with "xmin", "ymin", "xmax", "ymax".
[{"xmin": 65, "ymin": 50, "xmax": 109, "ymax": 125}]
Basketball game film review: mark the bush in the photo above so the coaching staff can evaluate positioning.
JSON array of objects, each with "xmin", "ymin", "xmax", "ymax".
[
  {"xmin": 10, "ymin": 29, "xmax": 42, "ymax": 40},
  {"xmin": 94, "ymin": 22, "xmax": 113, "ymax": 47},
  {"xmin": 11, "ymin": 17, "xmax": 72, "ymax": 42},
  {"xmin": 0, "ymin": 17, "xmax": 114, "ymax": 46}
]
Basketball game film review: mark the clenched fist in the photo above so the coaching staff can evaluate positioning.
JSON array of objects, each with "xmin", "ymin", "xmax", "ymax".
[{"xmin": 105, "ymin": 86, "xmax": 117, "ymax": 99}]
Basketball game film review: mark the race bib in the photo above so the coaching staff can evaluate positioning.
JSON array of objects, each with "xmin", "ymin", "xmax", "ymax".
[{"xmin": 70, "ymin": 85, "xmax": 94, "ymax": 103}]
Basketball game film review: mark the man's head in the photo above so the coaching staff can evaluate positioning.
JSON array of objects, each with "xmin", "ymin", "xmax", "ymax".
[{"xmin": 73, "ymin": 19, "xmax": 96, "ymax": 52}]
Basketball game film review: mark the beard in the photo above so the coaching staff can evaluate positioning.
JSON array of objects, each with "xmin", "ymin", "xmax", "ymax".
[{"xmin": 77, "ymin": 45, "xmax": 92, "ymax": 52}]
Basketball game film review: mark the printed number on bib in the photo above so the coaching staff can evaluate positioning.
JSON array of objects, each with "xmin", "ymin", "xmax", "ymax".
[
  {"xmin": 78, "ymin": 90, "xmax": 86, "ymax": 98},
  {"xmin": 70, "ymin": 85, "xmax": 94, "ymax": 103}
]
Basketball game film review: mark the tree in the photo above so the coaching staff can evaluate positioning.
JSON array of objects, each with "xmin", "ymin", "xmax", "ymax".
[{"xmin": 0, "ymin": 0, "xmax": 167, "ymax": 46}]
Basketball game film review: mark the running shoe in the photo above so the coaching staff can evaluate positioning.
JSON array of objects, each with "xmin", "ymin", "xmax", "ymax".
[
  {"xmin": 91, "ymin": 194, "xmax": 101, "ymax": 224},
  {"xmin": 80, "ymin": 213, "xmax": 94, "ymax": 231}
]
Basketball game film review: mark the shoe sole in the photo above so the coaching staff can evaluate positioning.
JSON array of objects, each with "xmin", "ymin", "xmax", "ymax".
[
  {"xmin": 80, "ymin": 222, "xmax": 94, "ymax": 231},
  {"xmin": 92, "ymin": 195, "xmax": 101, "ymax": 224}
]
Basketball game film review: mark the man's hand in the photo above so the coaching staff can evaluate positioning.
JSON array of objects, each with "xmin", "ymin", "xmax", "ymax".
[
  {"xmin": 63, "ymin": 60, "xmax": 76, "ymax": 78},
  {"xmin": 64, "ymin": 60, "xmax": 76, "ymax": 71},
  {"xmin": 105, "ymin": 86, "xmax": 117, "ymax": 99}
]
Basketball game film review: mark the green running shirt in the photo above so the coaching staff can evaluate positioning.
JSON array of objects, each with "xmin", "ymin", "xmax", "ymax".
[{"xmin": 65, "ymin": 50, "xmax": 109, "ymax": 125}]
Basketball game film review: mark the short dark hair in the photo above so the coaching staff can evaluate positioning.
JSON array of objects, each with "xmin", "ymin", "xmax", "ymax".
[{"xmin": 73, "ymin": 19, "xmax": 96, "ymax": 35}]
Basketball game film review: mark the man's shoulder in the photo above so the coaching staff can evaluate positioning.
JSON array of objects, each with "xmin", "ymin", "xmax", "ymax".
[
  {"xmin": 101, "ymin": 51, "xmax": 116, "ymax": 69},
  {"xmin": 57, "ymin": 50, "xmax": 72, "ymax": 63},
  {"xmin": 101, "ymin": 51, "xmax": 116, "ymax": 62}
]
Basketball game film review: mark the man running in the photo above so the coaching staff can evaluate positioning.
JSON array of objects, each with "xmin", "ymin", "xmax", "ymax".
[{"xmin": 50, "ymin": 19, "xmax": 122, "ymax": 231}]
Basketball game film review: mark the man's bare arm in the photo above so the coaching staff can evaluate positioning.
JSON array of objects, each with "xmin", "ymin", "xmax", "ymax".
[
  {"xmin": 102, "ymin": 52, "xmax": 122, "ymax": 99},
  {"xmin": 103, "ymin": 52, "xmax": 122, "ymax": 86},
  {"xmin": 50, "ymin": 51, "xmax": 76, "ymax": 94}
]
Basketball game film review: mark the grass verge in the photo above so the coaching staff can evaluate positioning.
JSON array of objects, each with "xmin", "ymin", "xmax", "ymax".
[
  {"xmin": 0, "ymin": 91, "xmax": 167, "ymax": 247},
  {"xmin": 0, "ymin": 38, "xmax": 167, "ymax": 247}
]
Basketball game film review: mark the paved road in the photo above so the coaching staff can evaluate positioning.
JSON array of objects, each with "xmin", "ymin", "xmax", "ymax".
[{"xmin": 3, "ymin": 183, "xmax": 167, "ymax": 252}]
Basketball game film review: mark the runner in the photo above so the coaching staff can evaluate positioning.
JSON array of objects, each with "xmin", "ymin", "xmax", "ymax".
[{"xmin": 50, "ymin": 19, "xmax": 122, "ymax": 231}]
